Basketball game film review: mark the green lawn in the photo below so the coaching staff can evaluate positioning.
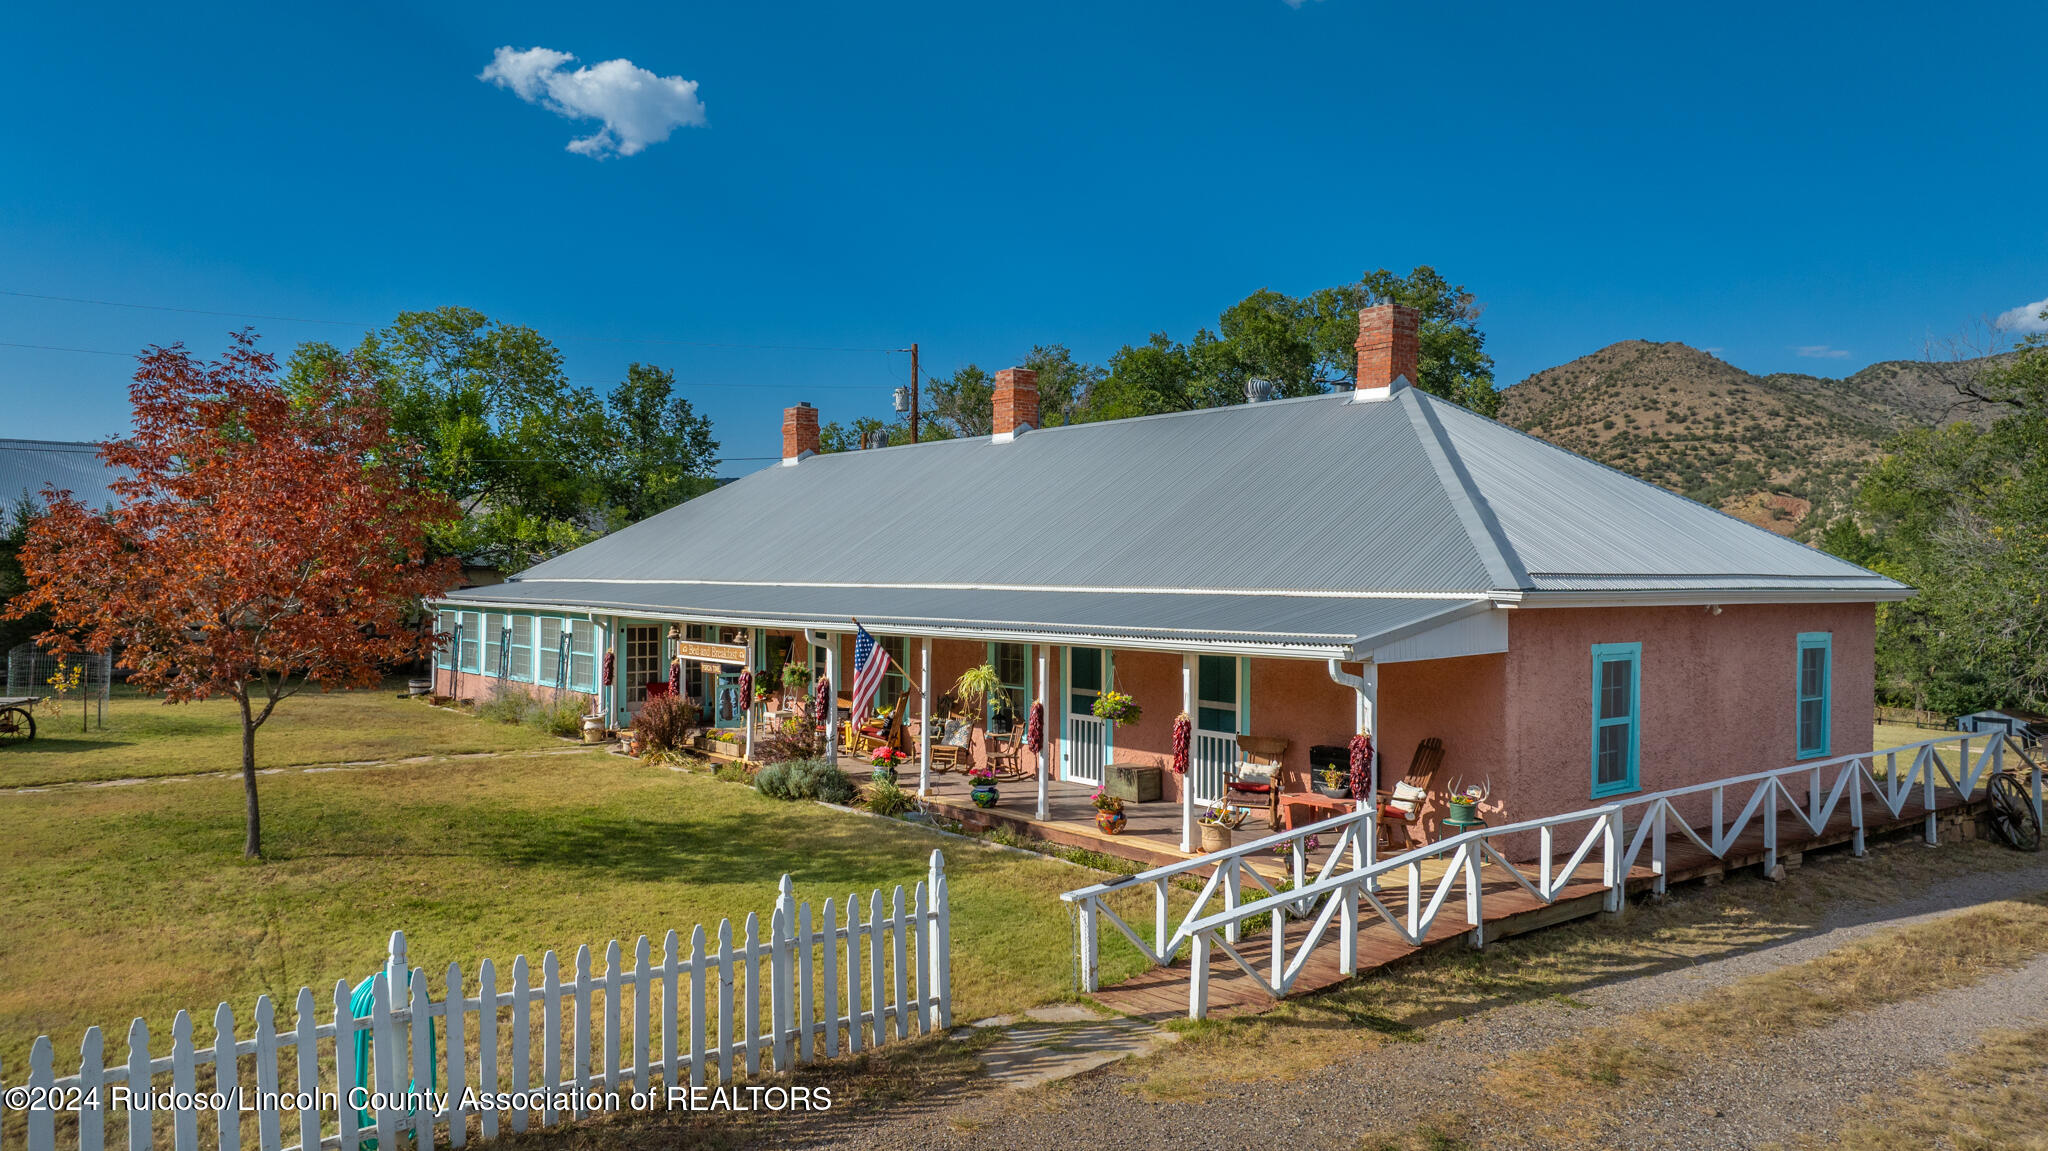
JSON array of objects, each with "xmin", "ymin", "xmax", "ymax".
[
  {"xmin": 0, "ymin": 748, "xmax": 1142, "ymax": 1082},
  {"xmin": 0, "ymin": 685, "xmax": 567, "ymax": 788}
]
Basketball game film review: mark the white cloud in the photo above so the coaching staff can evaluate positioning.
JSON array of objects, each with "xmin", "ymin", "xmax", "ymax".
[
  {"xmin": 1283, "ymin": 0, "xmax": 1325, "ymax": 6},
  {"xmin": 1995, "ymin": 296, "xmax": 2048, "ymax": 335},
  {"xmin": 1793, "ymin": 345, "xmax": 1850, "ymax": 359},
  {"xmin": 480, "ymin": 46, "xmax": 705, "ymax": 159}
]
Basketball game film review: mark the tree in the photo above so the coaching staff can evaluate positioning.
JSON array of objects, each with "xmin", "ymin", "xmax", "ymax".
[
  {"xmin": 290, "ymin": 307, "xmax": 611, "ymax": 573},
  {"xmin": 6, "ymin": 332, "xmax": 462, "ymax": 858},
  {"xmin": 1083, "ymin": 266, "xmax": 1499, "ymax": 419},
  {"xmin": 1841, "ymin": 319, "xmax": 2048, "ymax": 711},
  {"xmin": 598, "ymin": 362, "xmax": 720, "ymax": 526},
  {"xmin": 0, "ymin": 496, "xmax": 44, "ymax": 656}
]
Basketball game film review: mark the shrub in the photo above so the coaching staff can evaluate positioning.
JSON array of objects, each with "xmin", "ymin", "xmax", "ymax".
[
  {"xmin": 865, "ymin": 778, "xmax": 916, "ymax": 817},
  {"xmin": 632, "ymin": 693, "xmax": 700, "ymax": 753},
  {"xmin": 756, "ymin": 715, "xmax": 819, "ymax": 764},
  {"xmin": 474, "ymin": 686, "xmax": 533, "ymax": 726},
  {"xmin": 755, "ymin": 758, "xmax": 857, "ymax": 805},
  {"xmin": 525, "ymin": 694, "xmax": 591, "ymax": 738}
]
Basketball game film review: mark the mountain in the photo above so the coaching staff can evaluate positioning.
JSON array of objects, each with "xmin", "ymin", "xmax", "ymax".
[{"xmin": 1497, "ymin": 341, "xmax": 1997, "ymax": 537}]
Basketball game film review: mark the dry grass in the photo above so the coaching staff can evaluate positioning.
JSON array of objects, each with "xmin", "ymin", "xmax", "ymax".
[
  {"xmin": 1492, "ymin": 896, "xmax": 2048, "ymax": 1100},
  {"xmin": 1789, "ymin": 1022, "xmax": 2048, "ymax": 1151},
  {"xmin": 0, "ymin": 684, "xmax": 566, "ymax": 788},
  {"xmin": 1121, "ymin": 836, "xmax": 2041, "ymax": 1102}
]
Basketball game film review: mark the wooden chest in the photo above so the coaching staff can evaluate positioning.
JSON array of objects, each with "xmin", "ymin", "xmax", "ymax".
[{"xmin": 1106, "ymin": 762, "xmax": 1163, "ymax": 804}]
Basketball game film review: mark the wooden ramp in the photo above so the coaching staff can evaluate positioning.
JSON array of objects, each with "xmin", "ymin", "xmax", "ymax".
[{"xmin": 1091, "ymin": 790, "xmax": 1982, "ymax": 1021}]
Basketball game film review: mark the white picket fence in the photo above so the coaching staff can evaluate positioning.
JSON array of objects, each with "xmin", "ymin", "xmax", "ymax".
[{"xmin": 4, "ymin": 852, "xmax": 952, "ymax": 1151}]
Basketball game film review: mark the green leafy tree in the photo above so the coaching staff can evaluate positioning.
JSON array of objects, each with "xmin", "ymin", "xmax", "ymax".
[
  {"xmin": 0, "ymin": 496, "xmax": 45, "ymax": 655},
  {"xmin": 1845, "ymin": 322, "xmax": 2048, "ymax": 711},
  {"xmin": 599, "ymin": 362, "xmax": 720, "ymax": 526},
  {"xmin": 1083, "ymin": 266, "xmax": 1498, "ymax": 419}
]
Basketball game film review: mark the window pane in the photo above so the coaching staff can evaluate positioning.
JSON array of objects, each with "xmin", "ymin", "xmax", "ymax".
[
  {"xmin": 569, "ymin": 621, "xmax": 596, "ymax": 692},
  {"xmin": 482, "ymin": 614, "xmax": 502, "ymax": 675},
  {"xmin": 1069, "ymin": 648, "xmax": 1102, "ymax": 693},
  {"xmin": 538, "ymin": 618, "xmax": 563, "ymax": 686},
  {"xmin": 1799, "ymin": 699, "xmax": 1824, "ymax": 751},
  {"xmin": 510, "ymin": 616, "xmax": 533, "ymax": 681},
  {"xmin": 1596, "ymin": 723, "xmax": 1629, "ymax": 786},
  {"xmin": 1599, "ymin": 659, "xmax": 1632, "ymax": 721},
  {"xmin": 1800, "ymin": 647, "xmax": 1826, "ymax": 698},
  {"xmin": 1198, "ymin": 705, "xmax": 1235, "ymax": 733},
  {"xmin": 1198, "ymin": 656, "xmax": 1236, "ymax": 706},
  {"xmin": 459, "ymin": 612, "xmax": 480, "ymax": 671},
  {"xmin": 437, "ymin": 610, "xmax": 455, "ymax": 668}
]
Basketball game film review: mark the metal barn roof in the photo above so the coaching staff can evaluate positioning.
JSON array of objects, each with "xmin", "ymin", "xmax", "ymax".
[
  {"xmin": 442, "ymin": 386, "xmax": 1907, "ymax": 653},
  {"xmin": 0, "ymin": 440, "xmax": 127, "ymax": 512}
]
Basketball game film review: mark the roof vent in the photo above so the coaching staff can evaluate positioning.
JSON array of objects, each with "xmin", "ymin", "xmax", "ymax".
[{"xmin": 1244, "ymin": 378, "xmax": 1277, "ymax": 403}]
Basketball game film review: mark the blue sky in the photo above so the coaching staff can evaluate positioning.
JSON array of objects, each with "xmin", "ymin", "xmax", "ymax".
[{"xmin": 3, "ymin": 1, "xmax": 2043, "ymax": 469}]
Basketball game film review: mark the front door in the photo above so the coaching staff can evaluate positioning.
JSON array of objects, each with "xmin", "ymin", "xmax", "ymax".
[
  {"xmin": 1192, "ymin": 655, "xmax": 1243, "ymax": 804},
  {"xmin": 622, "ymin": 625, "xmax": 661, "ymax": 711}
]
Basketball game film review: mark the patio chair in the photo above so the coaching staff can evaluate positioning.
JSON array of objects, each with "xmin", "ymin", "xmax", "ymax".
[
  {"xmin": 1226, "ymin": 734, "xmax": 1291, "ymax": 831},
  {"xmin": 983, "ymin": 722, "xmax": 1029, "ymax": 779},
  {"xmin": 1377, "ymin": 737, "xmax": 1446, "ymax": 852}
]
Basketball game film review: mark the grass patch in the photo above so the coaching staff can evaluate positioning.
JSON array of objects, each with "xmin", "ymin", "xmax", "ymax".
[
  {"xmin": 0, "ymin": 684, "xmax": 567, "ymax": 788},
  {"xmin": 1118, "ymin": 837, "xmax": 2042, "ymax": 1101},
  {"xmin": 0, "ymin": 752, "xmax": 1154, "ymax": 1083},
  {"xmin": 1790, "ymin": 1021, "xmax": 2048, "ymax": 1150},
  {"xmin": 1493, "ymin": 896, "xmax": 2048, "ymax": 1099}
]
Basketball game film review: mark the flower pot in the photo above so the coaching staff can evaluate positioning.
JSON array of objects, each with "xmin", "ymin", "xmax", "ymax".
[
  {"xmin": 1200, "ymin": 823, "xmax": 1233, "ymax": 853},
  {"xmin": 1096, "ymin": 809, "xmax": 1127, "ymax": 835},
  {"xmin": 1311, "ymin": 780, "xmax": 1352, "ymax": 799},
  {"xmin": 406, "ymin": 677, "xmax": 432, "ymax": 697},
  {"xmin": 971, "ymin": 782, "xmax": 999, "ymax": 808},
  {"xmin": 872, "ymin": 766, "xmax": 899, "ymax": 786},
  {"xmin": 581, "ymin": 715, "xmax": 606, "ymax": 744}
]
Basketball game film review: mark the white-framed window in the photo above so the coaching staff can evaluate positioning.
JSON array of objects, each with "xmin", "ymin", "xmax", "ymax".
[
  {"xmin": 878, "ymin": 636, "xmax": 910, "ymax": 714},
  {"xmin": 509, "ymin": 615, "xmax": 533, "ymax": 681},
  {"xmin": 435, "ymin": 609, "xmax": 456, "ymax": 669},
  {"xmin": 988, "ymin": 642, "xmax": 1029, "ymax": 733},
  {"xmin": 457, "ymin": 611, "xmax": 481, "ymax": 672},
  {"xmin": 538, "ymin": 617, "xmax": 565, "ymax": 687},
  {"xmin": 568, "ymin": 620, "xmax": 597, "ymax": 693}
]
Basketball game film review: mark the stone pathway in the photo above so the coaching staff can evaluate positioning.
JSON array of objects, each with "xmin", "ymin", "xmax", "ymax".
[{"xmin": 954, "ymin": 1003, "xmax": 1178, "ymax": 1091}]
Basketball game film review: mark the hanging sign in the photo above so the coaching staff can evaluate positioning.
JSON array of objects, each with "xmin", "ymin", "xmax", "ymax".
[{"xmin": 677, "ymin": 640, "xmax": 749, "ymax": 665}]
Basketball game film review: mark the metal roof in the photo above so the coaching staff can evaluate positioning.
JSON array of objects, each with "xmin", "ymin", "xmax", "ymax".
[
  {"xmin": 446, "ymin": 386, "xmax": 1907, "ymax": 651},
  {"xmin": 0, "ymin": 440, "xmax": 126, "ymax": 512}
]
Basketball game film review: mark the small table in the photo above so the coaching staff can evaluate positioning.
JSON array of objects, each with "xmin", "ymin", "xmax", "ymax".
[{"xmin": 1280, "ymin": 791, "xmax": 1356, "ymax": 831}]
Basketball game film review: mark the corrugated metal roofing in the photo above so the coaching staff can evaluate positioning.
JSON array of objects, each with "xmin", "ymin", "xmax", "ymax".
[
  {"xmin": 442, "ymin": 579, "xmax": 1486, "ymax": 656},
  {"xmin": 0, "ymin": 440, "xmax": 127, "ymax": 511},
  {"xmin": 450, "ymin": 386, "xmax": 1907, "ymax": 649}
]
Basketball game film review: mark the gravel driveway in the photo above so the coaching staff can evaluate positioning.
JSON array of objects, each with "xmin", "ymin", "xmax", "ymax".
[{"xmin": 758, "ymin": 844, "xmax": 2048, "ymax": 1151}]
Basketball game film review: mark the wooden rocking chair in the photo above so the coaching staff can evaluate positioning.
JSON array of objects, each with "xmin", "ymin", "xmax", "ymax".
[
  {"xmin": 1377, "ymin": 737, "xmax": 1446, "ymax": 852},
  {"xmin": 983, "ymin": 722, "xmax": 1031, "ymax": 780}
]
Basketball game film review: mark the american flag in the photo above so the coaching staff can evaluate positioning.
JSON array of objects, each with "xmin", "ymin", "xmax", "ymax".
[{"xmin": 849, "ymin": 622, "xmax": 894, "ymax": 727}]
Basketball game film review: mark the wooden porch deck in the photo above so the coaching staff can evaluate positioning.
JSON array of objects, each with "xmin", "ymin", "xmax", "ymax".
[{"xmin": 1085, "ymin": 787, "xmax": 1978, "ymax": 1020}]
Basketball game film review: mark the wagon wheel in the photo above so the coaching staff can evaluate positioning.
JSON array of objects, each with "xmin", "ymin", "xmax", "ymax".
[
  {"xmin": 0, "ymin": 706, "xmax": 34, "ymax": 745},
  {"xmin": 1988, "ymin": 773, "xmax": 2042, "ymax": 852}
]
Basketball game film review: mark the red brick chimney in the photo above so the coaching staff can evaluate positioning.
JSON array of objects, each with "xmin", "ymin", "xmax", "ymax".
[
  {"xmin": 992, "ymin": 367, "xmax": 1039, "ymax": 441},
  {"xmin": 781, "ymin": 402, "xmax": 820, "ymax": 464},
  {"xmin": 1354, "ymin": 303, "xmax": 1420, "ymax": 400}
]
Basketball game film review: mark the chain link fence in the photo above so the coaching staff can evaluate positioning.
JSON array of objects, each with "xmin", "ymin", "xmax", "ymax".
[{"xmin": 5, "ymin": 642, "xmax": 113, "ymax": 729}]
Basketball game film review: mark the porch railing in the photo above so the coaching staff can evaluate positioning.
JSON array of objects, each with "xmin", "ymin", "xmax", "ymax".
[
  {"xmin": 1065, "ymin": 714, "xmax": 1107, "ymax": 786},
  {"xmin": 1063, "ymin": 731, "xmax": 2042, "ymax": 1019},
  {"xmin": 1190, "ymin": 730, "xmax": 1238, "ymax": 805}
]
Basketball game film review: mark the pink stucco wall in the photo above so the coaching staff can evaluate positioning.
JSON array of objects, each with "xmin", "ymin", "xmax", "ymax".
[{"xmin": 1498, "ymin": 602, "xmax": 1875, "ymax": 826}]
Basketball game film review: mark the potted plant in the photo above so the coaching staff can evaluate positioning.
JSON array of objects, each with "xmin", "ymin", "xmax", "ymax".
[
  {"xmin": 1092, "ymin": 788, "xmax": 1127, "ymax": 835},
  {"xmin": 1198, "ymin": 801, "xmax": 1235, "ymax": 852},
  {"xmin": 968, "ymin": 764, "xmax": 1000, "ymax": 808},
  {"xmin": 780, "ymin": 662, "xmax": 812, "ymax": 710},
  {"xmin": 1092, "ymin": 689, "xmax": 1142, "ymax": 727},
  {"xmin": 1313, "ymin": 765, "xmax": 1351, "ymax": 799},
  {"xmin": 953, "ymin": 663, "xmax": 1006, "ymax": 754},
  {"xmin": 870, "ymin": 745, "xmax": 908, "ymax": 785}
]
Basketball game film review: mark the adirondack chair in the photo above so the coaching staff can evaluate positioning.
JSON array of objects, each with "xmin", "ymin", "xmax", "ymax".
[{"xmin": 1377, "ymin": 737, "xmax": 1447, "ymax": 852}]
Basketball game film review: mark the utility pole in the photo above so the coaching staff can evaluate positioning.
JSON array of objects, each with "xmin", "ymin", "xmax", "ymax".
[{"xmin": 909, "ymin": 341, "xmax": 920, "ymax": 443}]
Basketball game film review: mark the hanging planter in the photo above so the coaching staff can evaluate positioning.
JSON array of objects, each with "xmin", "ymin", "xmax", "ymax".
[{"xmin": 1092, "ymin": 690, "xmax": 1142, "ymax": 727}]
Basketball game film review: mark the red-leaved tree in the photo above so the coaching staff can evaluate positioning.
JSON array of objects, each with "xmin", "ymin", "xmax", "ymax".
[{"xmin": 6, "ymin": 332, "xmax": 462, "ymax": 857}]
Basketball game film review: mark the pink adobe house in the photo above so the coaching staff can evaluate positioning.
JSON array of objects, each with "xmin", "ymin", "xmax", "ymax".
[{"xmin": 435, "ymin": 305, "xmax": 1906, "ymax": 855}]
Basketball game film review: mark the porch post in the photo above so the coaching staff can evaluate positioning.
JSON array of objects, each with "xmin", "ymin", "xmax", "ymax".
[
  {"xmin": 1181, "ymin": 653, "xmax": 1195, "ymax": 853},
  {"xmin": 825, "ymin": 634, "xmax": 840, "ymax": 767},
  {"xmin": 918, "ymin": 637, "xmax": 932, "ymax": 796},
  {"xmin": 1035, "ymin": 646, "xmax": 1049, "ymax": 821}
]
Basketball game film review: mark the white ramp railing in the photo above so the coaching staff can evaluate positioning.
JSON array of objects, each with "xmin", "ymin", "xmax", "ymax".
[
  {"xmin": 6, "ymin": 853, "xmax": 953, "ymax": 1151},
  {"xmin": 1064, "ymin": 731, "xmax": 2042, "ymax": 1018}
]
